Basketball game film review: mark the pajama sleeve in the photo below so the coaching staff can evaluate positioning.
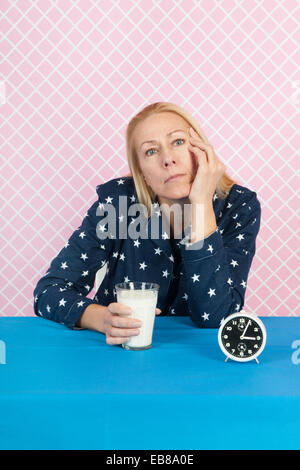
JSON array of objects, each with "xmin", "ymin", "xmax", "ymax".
[
  {"xmin": 178, "ymin": 191, "xmax": 261, "ymax": 328},
  {"xmin": 33, "ymin": 191, "xmax": 112, "ymax": 330}
]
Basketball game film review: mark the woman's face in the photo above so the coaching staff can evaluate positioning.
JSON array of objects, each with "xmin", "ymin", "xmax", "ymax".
[{"xmin": 133, "ymin": 112, "xmax": 198, "ymax": 203}]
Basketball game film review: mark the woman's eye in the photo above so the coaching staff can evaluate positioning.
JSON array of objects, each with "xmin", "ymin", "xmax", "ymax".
[
  {"xmin": 145, "ymin": 139, "xmax": 185, "ymax": 156},
  {"xmin": 174, "ymin": 138, "xmax": 184, "ymax": 146},
  {"xmin": 145, "ymin": 148, "xmax": 156, "ymax": 156}
]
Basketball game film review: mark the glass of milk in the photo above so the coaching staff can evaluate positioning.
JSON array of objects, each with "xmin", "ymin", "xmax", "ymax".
[{"xmin": 115, "ymin": 282, "xmax": 160, "ymax": 350}]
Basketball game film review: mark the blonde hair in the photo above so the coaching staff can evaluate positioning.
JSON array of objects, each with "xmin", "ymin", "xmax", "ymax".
[{"xmin": 124, "ymin": 101, "xmax": 237, "ymax": 217}]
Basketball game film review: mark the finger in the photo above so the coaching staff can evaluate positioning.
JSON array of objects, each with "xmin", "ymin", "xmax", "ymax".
[
  {"xmin": 156, "ymin": 308, "xmax": 161, "ymax": 315},
  {"xmin": 189, "ymin": 128, "xmax": 212, "ymax": 150},
  {"xmin": 189, "ymin": 138, "xmax": 213, "ymax": 155},
  {"xmin": 189, "ymin": 136, "xmax": 219, "ymax": 165},
  {"xmin": 111, "ymin": 315, "xmax": 142, "ymax": 328},
  {"xmin": 108, "ymin": 302, "xmax": 132, "ymax": 315},
  {"xmin": 109, "ymin": 326, "xmax": 140, "ymax": 337},
  {"xmin": 106, "ymin": 335, "xmax": 130, "ymax": 345},
  {"xmin": 188, "ymin": 143, "xmax": 209, "ymax": 167}
]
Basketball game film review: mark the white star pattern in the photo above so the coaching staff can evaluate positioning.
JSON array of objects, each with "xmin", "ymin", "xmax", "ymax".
[
  {"xmin": 208, "ymin": 288, "xmax": 216, "ymax": 297},
  {"xmin": 98, "ymin": 224, "xmax": 107, "ymax": 233},
  {"xmin": 33, "ymin": 179, "xmax": 260, "ymax": 330}
]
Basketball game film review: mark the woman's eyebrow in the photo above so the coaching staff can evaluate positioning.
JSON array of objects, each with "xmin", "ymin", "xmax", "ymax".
[{"xmin": 140, "ymin": 129, "xmax": 186, "ymax": 148}]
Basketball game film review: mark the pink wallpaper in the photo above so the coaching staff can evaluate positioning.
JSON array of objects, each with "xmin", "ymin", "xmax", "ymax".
[{"xmin": 1, "ymin": 0, "xmax": 299, "ymax": 318}]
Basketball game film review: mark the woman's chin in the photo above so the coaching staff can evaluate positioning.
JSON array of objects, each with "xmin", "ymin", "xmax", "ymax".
[{"xmin": 165, "ymin": 188, "xmax": 190, "ymax": 200}]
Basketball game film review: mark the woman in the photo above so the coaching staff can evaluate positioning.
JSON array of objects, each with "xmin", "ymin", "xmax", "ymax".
[{"xmin": 33, "ymin": 102, "xmax": 261, "ymax": 346}]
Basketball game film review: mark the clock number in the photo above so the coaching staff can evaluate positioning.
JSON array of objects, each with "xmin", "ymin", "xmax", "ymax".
[{"xmin": 226, "ymin": 326, "xmax": 232, "ymax": 331}]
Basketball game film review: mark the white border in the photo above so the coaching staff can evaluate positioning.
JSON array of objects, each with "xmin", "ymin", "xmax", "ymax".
[{"xmin": 218, "ymin": 309, "xmax": 267, "ymax": 362}]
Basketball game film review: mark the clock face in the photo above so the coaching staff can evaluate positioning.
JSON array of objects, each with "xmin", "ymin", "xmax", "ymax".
[{"xmin": 219, "ymin": 314, "xmax": 265, "ymax": 361}]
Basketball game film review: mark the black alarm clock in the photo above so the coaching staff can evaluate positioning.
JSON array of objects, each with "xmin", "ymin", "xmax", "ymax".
[{"xmin": 218, "ymin": 310, "xmax": 267, "ymax": 363}]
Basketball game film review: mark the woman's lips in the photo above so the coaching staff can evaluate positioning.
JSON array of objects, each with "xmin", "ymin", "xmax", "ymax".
[{"xmin": 165, "ymin": 174, "xmax": 185, "ymax": 183}]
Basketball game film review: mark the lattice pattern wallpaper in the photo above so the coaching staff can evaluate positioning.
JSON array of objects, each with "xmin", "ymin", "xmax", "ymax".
[{"xmin": 1, "ymin": 0, "xmax": 299, "ymax": 318}]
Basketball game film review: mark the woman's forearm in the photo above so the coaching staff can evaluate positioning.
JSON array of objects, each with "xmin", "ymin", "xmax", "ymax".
[
  {"xmin": 190, "ymin": 201, "xmax": 217, "ymax": 243},
  {"xmin": 76, "ymin": 303, "xmax": 107, "ymax": 333}
]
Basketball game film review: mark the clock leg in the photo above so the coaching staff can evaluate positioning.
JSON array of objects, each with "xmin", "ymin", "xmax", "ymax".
[
  {"xmin": 225, "ymin": 357, "xmax": 229, "ymax": 362},
  {"xmin": 255, "ymin": 357, "xmax": 259, "ymax": 364}
]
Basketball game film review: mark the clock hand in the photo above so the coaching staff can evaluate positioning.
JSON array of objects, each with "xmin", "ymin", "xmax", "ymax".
[
  {"xmin": 241, "ymin": 336, "xmax": 256, "ymax": 340},
  {"xmin": 240, "ymin": 320, "xmax": 250, "ymax": 340}
]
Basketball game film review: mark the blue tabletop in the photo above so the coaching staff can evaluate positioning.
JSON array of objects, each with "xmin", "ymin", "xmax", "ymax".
[{"xmin": 0, "ymin": 317, "xmax": 299, "ymax": 450}]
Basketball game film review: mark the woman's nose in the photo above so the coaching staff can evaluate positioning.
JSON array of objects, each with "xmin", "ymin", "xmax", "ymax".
[{"xmin": 162, "ymin": 155, "xmax": 176, "ymax": 167}]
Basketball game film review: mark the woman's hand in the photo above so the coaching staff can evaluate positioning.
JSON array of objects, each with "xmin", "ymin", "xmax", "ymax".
[
  {"xmin": 187, "ymin": 127, "xmax": 226, "ymax": 204},
  {"xmin": 104, "ymin": 302, "xmax": 161, "ymax": 346}
]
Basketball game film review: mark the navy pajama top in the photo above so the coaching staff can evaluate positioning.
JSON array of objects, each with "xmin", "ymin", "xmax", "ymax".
[{"xmin": 33, "ymin": 176, "xmax": 261, "ymax": 330}]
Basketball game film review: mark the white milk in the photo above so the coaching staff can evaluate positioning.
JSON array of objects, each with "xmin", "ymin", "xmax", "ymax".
[{"xmin": 117, "ymin": 289, "xmax": 158, "ymax": 349}]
